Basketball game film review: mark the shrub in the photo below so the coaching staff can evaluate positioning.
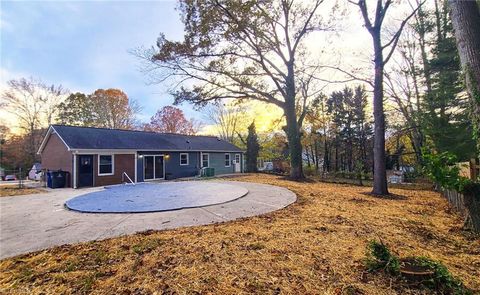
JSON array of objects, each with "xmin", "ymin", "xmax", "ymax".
[
  {"xmin": 422, "ymin": 148, "xmax": 479, "ymax": 196},
  {"xmin": 364, "ymin": 240, "xmax": 400, "ymax": 275},
  {"xmin": 364, "ymin": 241, "xmax": 471, "ymax": 294},
  {"xmin": 407, "ymin": 257, "xmax": 470, "ymax": 294},
  {"xmin": 303, "ymin": 165, "xmax": 318, "ymax": 176}
]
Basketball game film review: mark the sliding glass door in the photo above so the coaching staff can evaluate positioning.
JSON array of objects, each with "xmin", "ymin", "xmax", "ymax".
[
  {"xmin": 154, "ymin": 156, "xmax": 164, "ymax": 179},
  {"xmin": 144, "ymin": 155, "xmax": 164, "ymax": 180}
]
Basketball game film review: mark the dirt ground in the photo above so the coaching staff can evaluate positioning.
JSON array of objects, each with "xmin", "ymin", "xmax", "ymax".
[
  {"xmin": 0, "ymin": 186, "xmax": 45, "ymax": 197},
  {"xmin": 0, "ymin": 174, "xmax": 478, "ymax": 294}
]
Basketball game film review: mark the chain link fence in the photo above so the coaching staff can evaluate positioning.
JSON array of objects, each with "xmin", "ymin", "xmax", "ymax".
[{"xmin": 0, "ymin": 167, "xmax": 45, "ymax": 188}]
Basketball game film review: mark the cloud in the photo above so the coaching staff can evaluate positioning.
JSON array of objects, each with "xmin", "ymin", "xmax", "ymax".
[{"xmin": 1, "ymin": 0, "xmax": 205, "ymax": 128}]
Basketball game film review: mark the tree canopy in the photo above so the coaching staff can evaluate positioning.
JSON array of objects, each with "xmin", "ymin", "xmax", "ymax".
[
  {"xmin": 143, "ymin": 106, "xmax": 200, "ymax": 135},
  {"xmin": 57, "ymin": 88, "xmax": 140, "ymax": 129},
  {"xmin": 137, "ymin": 0, "xmax": 334, "ymax": 179}
]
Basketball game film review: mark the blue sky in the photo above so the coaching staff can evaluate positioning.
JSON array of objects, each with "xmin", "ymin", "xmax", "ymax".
[{"xmin": 1, "ymin": 0, "xmax": 202, "ymax": 123}]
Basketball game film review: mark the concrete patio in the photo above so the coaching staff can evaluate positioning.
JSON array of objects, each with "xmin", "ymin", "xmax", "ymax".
[{"xmin": 0, "ymin": 181, "xmax": 296, "ymax": 259}]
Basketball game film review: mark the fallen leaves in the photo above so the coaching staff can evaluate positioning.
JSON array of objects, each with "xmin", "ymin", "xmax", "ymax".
[{"xmin": 0, "ymin": 174, "xmax": 478, "ymax": 294}]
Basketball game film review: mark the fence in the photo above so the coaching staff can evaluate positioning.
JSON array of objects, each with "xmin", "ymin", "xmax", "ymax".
[
  {"xmin": 440, "ymin": 187, "xmax": 480, "ymax": 233},
  {"xmin": 441, "ymin": 188, "xmax": 466, "ymax": 212},
  {"xmin": 0, "ymin": 168, "xmax": 45, "ymax": 188}
]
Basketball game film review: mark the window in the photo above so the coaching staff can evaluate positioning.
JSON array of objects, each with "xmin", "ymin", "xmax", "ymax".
[
  {"xmin": 225, "ymin": 153, "xmax": 231, "ymax": 167},
  {"xmin": 98, "ymin": 155, "xmax": 114, "ymax": 175},
  {"xmin": 180, "ymin": 153, "xmax": 189, "ymax": 166},
  {"xmin": 235, "ymin": 154, "xmax": 241, "ymax": 164},
  {"xmin": 202, "ymin": 153, "xmax": 209, "ymax": 167}
]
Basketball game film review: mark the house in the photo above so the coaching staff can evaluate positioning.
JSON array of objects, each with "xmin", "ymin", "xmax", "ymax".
[
  {"xmin": 28, "ymin": 163, "xmax": 43, "ymax": 181},
  {"xmin": 38, "ymin": 125, "xmax": 244, "ymax": 188}
]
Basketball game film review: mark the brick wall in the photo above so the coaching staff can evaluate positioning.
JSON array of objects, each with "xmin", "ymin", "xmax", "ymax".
[
  {"xmin": 40, "ymin": 133, "xmax": 73, "ymax": 186},
  {"xmin": 94, "ymin": 154, "xmax": 135, "ymax": 186}
]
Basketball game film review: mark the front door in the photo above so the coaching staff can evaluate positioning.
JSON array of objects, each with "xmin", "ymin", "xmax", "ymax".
[
  {"xmin": 78, "ymin": 155, "xmax": 93, "ymax": 187},
  {"xmin": 144, "ymin": 155, "xmax": 164, "ymax": 180},
  {"xmin": 234, "ymin": 154, "xmax": 241, "ymax": 173}
]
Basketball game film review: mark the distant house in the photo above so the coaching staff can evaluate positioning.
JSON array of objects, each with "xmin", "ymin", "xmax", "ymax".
[
  {"xmin": 28, "ymin": 163, "xmax": 42, "ymax": 181},
  {"xmin": 38, "ymin": 125, "xmax": 244, "ymax": 188}
]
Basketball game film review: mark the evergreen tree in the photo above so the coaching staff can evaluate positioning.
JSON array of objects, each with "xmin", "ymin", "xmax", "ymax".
[
  {"xmin": 352, "ymin": 86, "xmax": 373, "ymax": 172},
  {"xmin": 246, "ymin": 122, "xmax": 260, "ymax": 173},
  {"xmin": 421, "ymin": 1, "xmax": 476, "ymax": 160},
  {"xmin": 326, "ymin": 86, "xmax": 372, "ymax": 173}
]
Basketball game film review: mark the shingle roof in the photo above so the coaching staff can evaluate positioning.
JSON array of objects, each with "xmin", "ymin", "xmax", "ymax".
[{"xmin": 49, "ymin": 125, "xmax": 243, "ymax": 152}]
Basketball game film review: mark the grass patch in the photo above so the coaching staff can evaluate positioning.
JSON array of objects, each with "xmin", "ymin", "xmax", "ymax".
[
  {"xmin": 0, "ymin": 174, "xmax": 478, "ymax": 294},
  {"xmin": 131, "ymin": 238, "xmax": 164, "ymax": 255}
]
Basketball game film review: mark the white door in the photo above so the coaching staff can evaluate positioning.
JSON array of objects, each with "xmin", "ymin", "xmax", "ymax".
[{"xmin": 234, "ymin": 154, "xmax": 241, "ymax": 173}]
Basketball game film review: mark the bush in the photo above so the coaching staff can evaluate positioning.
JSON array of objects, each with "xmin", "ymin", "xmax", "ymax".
[
  {"xmin": 364, "ymin": 241, "xmax": 471, "ymax": 294},
  {"xmin": 364, "ymin": 240, "xmax": 400, "ymax": 275},
  {"xmin": 303, "ymin": 165, "xmax": 318, "ymax": 176},
  {"xmin": 407, "ymin": 257, "xmax": 470, "ymax": 294},
  {"xmin": 422, "ymin": 148, "xmax": 479, "ymax": 195}
]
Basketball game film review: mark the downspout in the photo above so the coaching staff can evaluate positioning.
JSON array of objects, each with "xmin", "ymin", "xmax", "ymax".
[
  {"xmin": 134, "ymin": 152, "xmax": 138, "ymax": 183},
  {"xmin": 73, "ymin": 152, "xmax": 77, "ymax": 188},
  {"xmin": 199, "ymin": 151, "xmax": 202, "ymax": 176}
]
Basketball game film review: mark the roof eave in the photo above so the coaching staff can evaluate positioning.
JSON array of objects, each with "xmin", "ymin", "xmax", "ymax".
[{"xmin": 37, "ymin": 125, "xmax": 71, "ymax": 154}]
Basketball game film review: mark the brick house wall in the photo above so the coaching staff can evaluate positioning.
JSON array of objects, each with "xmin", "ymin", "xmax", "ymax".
[
  {"xmin": 93, "ymin": 154, "xmax": 135, "ymax": 186},
  {"xmin": 40, "ymin": 133, "xmax": 73, "ymax": 187}
]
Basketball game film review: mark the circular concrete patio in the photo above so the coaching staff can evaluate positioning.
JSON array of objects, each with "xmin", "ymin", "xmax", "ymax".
[
  {"xmin": 0, "ymin": 180, "xmax": 296, "ymax": 259},
  {"xmin": 65, "ymin": 182, "xmax": 249, "ymax": 213}
]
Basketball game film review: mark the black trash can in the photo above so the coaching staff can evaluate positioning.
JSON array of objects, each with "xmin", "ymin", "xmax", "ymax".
[{"xmin": 49, "ymin": 170, "xmax": 67, "ymax": 188}]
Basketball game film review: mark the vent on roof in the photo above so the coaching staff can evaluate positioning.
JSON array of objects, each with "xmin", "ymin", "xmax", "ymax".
[{"xmin": 217, "ymin": 137, "xmax": 221, "ymax": 141}]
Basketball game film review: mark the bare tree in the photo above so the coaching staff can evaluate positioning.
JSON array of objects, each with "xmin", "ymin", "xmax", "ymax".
[
  {"xmin": 203, "ymin": 103, "xmax": 246, "ymax": 143},
  {"xmin": 384, "ymin": 26, "xmax": 424, "ymax": 163},
  {"xmin": 350, "ymin": 0, "xmax": 424, "ymax": 195},
  {"xmin": 42, "ymin": 84, "xmax": 68, "ymax": 126},
  {"xmin": 136, "ymin": 0, "xmax": 334, "ymax": 179},
  {"xmin": 1, "ymin": 77, "xmax": 67, "ymax": 164}
]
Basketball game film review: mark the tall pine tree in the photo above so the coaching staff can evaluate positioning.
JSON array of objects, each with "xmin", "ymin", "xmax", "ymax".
[
  {"xmin": 246, "ymin": 122, "xmax": 260, "ymax": 173},
  {"xmin": 421, "ymin": 0, "xmax": 475, "ymax": 160}
]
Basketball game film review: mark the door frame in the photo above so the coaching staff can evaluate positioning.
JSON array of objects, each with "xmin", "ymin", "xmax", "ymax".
[
  {"xmin": 143, "ymin": 154, "xmax": 165, "ymax": 181},
  {"xmin": 77, "ymin": 154, "xmax": 94, "ymax": 187},
  {"xmin": 234, "ymin": 154, "xmax": 241, "ymax": 173}
]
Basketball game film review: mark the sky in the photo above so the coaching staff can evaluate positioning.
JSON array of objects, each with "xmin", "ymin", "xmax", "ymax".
[
  {"xmin": 0, "ymin": 0, "xmax": 419, "ymax": 135},
  {"xmin": 0, "ymin": 0, "xmax": 199, "ymax": 125}
]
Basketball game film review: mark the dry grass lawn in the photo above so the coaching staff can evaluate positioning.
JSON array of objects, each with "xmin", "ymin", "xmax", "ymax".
[
  {"xmin": 0, "ymin": 174, "xmax": 479, "ymax": 294},
  {"xmin": 0, "ymin": 185, "xmax": 45, "ymax": 197}
]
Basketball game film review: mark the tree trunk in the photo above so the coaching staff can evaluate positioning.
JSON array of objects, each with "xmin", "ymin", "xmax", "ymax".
[
  {"xmin": 449, "ymin": 0, "xmax": 480, "ymax": 153},
  {"xmin": 323, "ymin": 135, "xmax": 330, "ymax": 173},
  {"xmin": 334, "ymin": 142, "xmax": 339, "ymax": 172},
  {"xmin": 372, "ymin": 34, "xmax": 389, "ymax": 195},
  {"xmin": 305, "ymin": 146, "xmax": 311, "ymax": 167},
  {"xmin": 464, "ymin": 191, "xmax": 480, "ymax": 233},
  {"xmin": 284, "ymin": 100, "xmax": 304, "ymax": 179}
]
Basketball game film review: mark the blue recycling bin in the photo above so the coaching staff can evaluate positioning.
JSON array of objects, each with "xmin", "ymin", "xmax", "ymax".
[
  {"xmin": 47, "ymin": 171, "xmax": 53, "ymax": 188},
  {"xmin": 47, "ymin": 170, "xmax": 67, "ymax": 188}
]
